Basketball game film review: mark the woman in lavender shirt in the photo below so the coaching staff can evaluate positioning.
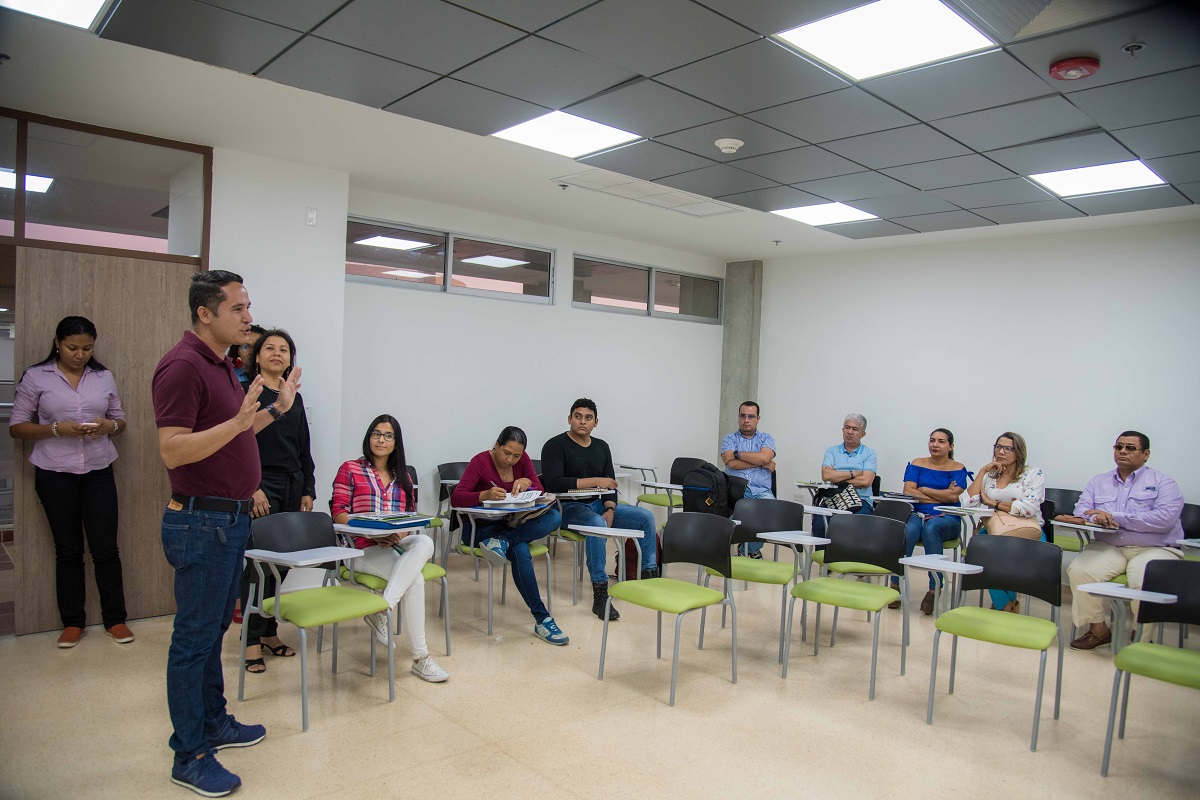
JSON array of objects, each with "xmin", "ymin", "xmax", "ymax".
[{"xmin": 9, "ymin": 317, "xmax": 131, "ymax": 648}]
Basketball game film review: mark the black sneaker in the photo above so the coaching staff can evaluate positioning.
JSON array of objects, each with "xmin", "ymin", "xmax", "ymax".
[
  {"xmin": 746, "ymin": 550, "xmax": 764, "ymax": 560},
  {"xmin": 207, "ymin": 716, "xmax": 266, "ymax": 751},
  {"xmin": 170, "ymin": 751, "xmax": 240, "ymax": 797},
  {"xmin": 592, "ymin": 581, "xmax": 619, "ymax": 621}
]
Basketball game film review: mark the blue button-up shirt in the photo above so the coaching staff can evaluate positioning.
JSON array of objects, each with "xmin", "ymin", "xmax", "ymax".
[
  {"xmin": 721, "ymin": 430, "xmax": 777, "ymax": 497},
  {"xmin": 822, "ymin": 443, "xmax": 878, "ymax": 501},
  {"xmin": 1075, "ymin": 466, "xmax": 1184, "ymax": 548}
]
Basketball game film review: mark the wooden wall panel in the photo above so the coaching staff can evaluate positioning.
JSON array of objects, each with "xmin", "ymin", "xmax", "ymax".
[{"xmin": 14, "ymin": 247, "xmax": 197, "ymax": 634}]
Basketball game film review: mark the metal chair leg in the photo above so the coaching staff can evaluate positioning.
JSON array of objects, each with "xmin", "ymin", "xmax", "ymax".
[
  {"xmin": 813, "ymin": 603, "xmax": 822, "ymax": 656},
  {"xmin": 486, "ymin": 564, "xmax": 494, "ymax": 636},
  {"xmin": 331, "ymin": 622, "xmax": 339, "ymax": 673},
  {"xmin": 1118, "ymin": 671, "xmax": 1133, "ymax": 738},
  {"xmin": 869, "ymin": 608, "xmax": 882, "ymax": 700},
  {"xmin": 949, "ymin": 635, "xmax": 959, "ymax": 694},
  {"xmin": 927, "ymin": 629, "xmax": 941, "ymax": 724},
  {"xmin": 782, "ymin": 595, "xmax": 796, "ymax": 678},
  {"xmin": 299, "ymin": 627, "xmax": 310, "ymax": 732},
  {"xmin": 1031, "ymin": 648, "xmax": 1048, "ymax": 751},
  {"xmin": 656, "ymin": 611, "xmax": 663, "ymax": 658},
  {"xmin": 830, "ymin": 605, "xmax": 839, "ymax": 647},
  {"xmin": 729, "ymin": 596, "xmax": 738, "ymax": 685},
  {"xmin": 1101, "ymin": 668, "xmax": 1123, "ymax": 776},
  {"xmin": 778, "ymin": 584, "xmax": 787, "ymax": 664},
  {"xmin": 386, "ymin": 608, "xmax": 396, "ymax": 703},
  {"xmin": 441, "ymin": 577, "xmax": 451, "ymax": 656},
  {"xmin": 669, "ymin": 614, "xmax": 685, "ymax": 706},
  {"xmin": 598, "ymin": 597, "xmax": 612, "ymax": 680}
]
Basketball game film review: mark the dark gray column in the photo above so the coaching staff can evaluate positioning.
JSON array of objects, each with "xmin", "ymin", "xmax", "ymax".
[{"xmin": 719, "ymin": 260, "xmax": 763, "ymax": 444}]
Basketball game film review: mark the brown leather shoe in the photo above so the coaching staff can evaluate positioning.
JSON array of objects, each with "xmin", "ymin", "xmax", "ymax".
[
  {"xmin": 105, "ymin": 623, "xmax": 135, "ymax": 643},
  {"xmin": 887, "ymin": 583, "xmax": 902, "ymax": 609},
  {"xmin": 1070, "ymin": 627, "xmax": 1112, "ymax": 651},
  {"xmin": 57, "ymin": 627, "xmax": 84, "ymax": 648},
  {"xmin": 920, "ymin": 591, "xmax": 935, "ymax": 616}
]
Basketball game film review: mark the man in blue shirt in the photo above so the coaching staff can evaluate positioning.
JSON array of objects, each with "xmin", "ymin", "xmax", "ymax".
[
  {"xmin": 814, "ymin": 413, "xmax": 877, "ymax": 535},
  {"xmin": 720, "ymin": 401, "xmax": 776, "ymax": 557}
]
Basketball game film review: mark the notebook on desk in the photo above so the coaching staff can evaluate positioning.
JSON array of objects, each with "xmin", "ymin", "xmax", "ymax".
[
  {"xmin": 347, "ymin": 512, "xmax": 422, "ymax": 529},
  {"xmin": 482, "ymin": 490, "xmax": 542, "ymax": 508}
]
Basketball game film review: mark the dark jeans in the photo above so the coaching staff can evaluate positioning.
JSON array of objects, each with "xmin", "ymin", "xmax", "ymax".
[
  {"xmin": 240, "ymin": 469, "xmax": 303, "ymax": 646},
  {"xmin": 904, "ymin": 514, "xmax": 963, "ymax": 588},
  {"xmin": 473, "ymin": 509, "xmax": 562, "ymax": 622},
  {"xmin": 34, "ymin": 466, "xmax": 126, "ymax": 629},
  {"xmin": 162, "ymin": 504, "xmax": 251, "ymax": 762},
  {"xmin": 561, "ymin": 498, "xmax": 658, "ymax": 582}
]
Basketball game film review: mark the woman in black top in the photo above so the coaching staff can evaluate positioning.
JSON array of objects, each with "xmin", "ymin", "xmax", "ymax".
[{"xmin": 239, "ymin": 329, "xmax": 316, "ymax": 672}]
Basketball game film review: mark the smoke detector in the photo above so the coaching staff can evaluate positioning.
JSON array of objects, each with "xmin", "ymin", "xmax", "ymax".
[{"xmin": 714, "ymin": 138, "xmax": 745, "ymax": 154}]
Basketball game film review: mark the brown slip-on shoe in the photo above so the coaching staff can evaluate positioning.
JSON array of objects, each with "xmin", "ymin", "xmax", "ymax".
[
  {"xmin": 105, "ymin": 623, "xmax": 135, "ymax": 643},
  {"xmin": 920, "ymin": 591, "xmax": 935, "ymax": 616},
  {"xmin": 57, "ymin": 627, "xmax": 84, "ymax": 648},
  {"xmin": 1070, "ymin": 628, "xmax": 1112, "ymax": 651}
]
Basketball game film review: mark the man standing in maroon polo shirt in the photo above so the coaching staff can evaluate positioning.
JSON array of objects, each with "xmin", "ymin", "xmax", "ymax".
[{"xmin": 152, "ymin": 270, "xmax": 301, "ymax": 797}]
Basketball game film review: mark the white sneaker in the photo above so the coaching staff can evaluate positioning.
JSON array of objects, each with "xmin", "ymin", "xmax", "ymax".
[
  {"xmin": 363, "ymin": 612, "xmax": 390, "ymax": 645},
  {"xmin": 411, "ymin": 653, "xmax": 449, "ymax": 683}
]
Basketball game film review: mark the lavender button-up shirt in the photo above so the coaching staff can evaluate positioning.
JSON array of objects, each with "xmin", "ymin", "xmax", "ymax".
[
  {"xmin": 1074, "ymin": 466, "xmax": 1184, "ymax": 548},
  {"xmin": 11, "ymin": 362, "xmax": 125, "ymax": 474}
]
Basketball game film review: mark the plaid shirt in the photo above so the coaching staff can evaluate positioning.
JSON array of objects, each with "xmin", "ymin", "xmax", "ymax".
[{"xmin": 331, "ymin": 457, "xmax": 413, "ymax": 548}]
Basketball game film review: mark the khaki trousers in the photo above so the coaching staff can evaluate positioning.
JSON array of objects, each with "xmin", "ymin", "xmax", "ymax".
[{"xmin": 1066, "ymin": 541, "xmax": 1182, "ymax": 627}]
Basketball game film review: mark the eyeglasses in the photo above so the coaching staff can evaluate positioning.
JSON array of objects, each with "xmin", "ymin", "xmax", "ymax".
[
  {"xmin": 1113, "ymin": 444, "xmax": 1142, "ymax": 452},
  {"xmin": 370, "ymin": 431, "xmax": 395, "ymax": 442},
  {"xmin": 993, "ymin": 444, "xmax": 1015, "ymax": 454},
  {"xmin": 739, "ymin": 414, "xmax": 758, "ymax": 420}
]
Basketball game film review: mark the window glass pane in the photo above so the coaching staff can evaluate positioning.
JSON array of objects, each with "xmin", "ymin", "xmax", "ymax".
[
  {"xmin": 452, "ymin": 237, "xmax": 551, "ymax": 298},
  {"xmin": 573, "ymin": 258, "xmax": 648, "ymax": 312},
  {"xmin": 653, "ymin": 270, "xmax": 720, "ymax": 320},
  {"xmin": 24, "ymin": 123, "xmax": 204, "ymax": 256},
  {"xmin": 0, "ymin": 116, "xmax": 16, "ymax": 237},
  {"xmin": 346, "ymin": 220, "xmax": 446, "ymax": 285}
]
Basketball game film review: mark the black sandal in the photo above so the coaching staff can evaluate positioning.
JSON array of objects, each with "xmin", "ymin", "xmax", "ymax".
[
  {"xmin": 244, "ymin": 657, "xmax": 266, "ymax": 673},
  {"xmin": 264, "ymin": 643, "xmax": 296, "ymax": 658}
]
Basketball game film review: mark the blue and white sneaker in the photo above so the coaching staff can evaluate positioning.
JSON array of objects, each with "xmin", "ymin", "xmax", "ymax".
[
  {"xmin": 479, "ymin": 537, "xmax": 509, "ymax": 567},
  {"xmin": 170, "ymin": 750, "xmax": 241, "ymax": 797},
  {"xmin": 534, "ymin": 616, "xmax": 569, "ymax": 646},
  {"xmin": 206, "ymin": 715, "xmax": 266, "ymax": 751}
]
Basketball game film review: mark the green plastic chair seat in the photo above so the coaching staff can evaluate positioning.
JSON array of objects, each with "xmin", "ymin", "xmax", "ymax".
[
  {"xmin": 422, "ymin": 562, "xmax": 446, "ymax": 580},
  {"xmin": 812, "ymin": 550, "xmax": 825, "ymax": 566},
  {"xmin": 339, "ymin": 562, "xmax": 445, "ymax": 591},
  {"xmin": 826, "ymin": 560, "xmax": 892, "ymax": 576},
  {"xmin": 707, "ymin": 556, "xmax": 793, "ymax": 585},
  {"xmin": 637, "ymin": 493, "xmax": 683, "ymax": 508},
  {"xmin": 935, "ymin": 606, "xmax": 1059, "ymax": 650},
  {"xmin": 262, "ymin": 585, "xmax": 387, "ymax": 629},
  {"xmin": 457, "ymin": 541, "xmax": 548, "ymax": 557},
  {"xmin": 610, "ymin": 577, "xmax": 724, "ymax": 615},
  {"xmin": 1052, "ymin": 533, "xmax": 1083, "ymax": 552},
  {"xmin": 1114, "ymin": 642, "xmax": 1200, "ymax": 689},
  {"xmin": 1112, "ymin": 573, "xmax": 1128, "ymax": 586},
  {"xmin": 790, "ymin": 577, "xmax": 899, "ymax": 612},
  {"xmin": 557, "ymin": 529, "xmax": 586, "ymax": 542},
  {"xmin": 427, "ymin": 517, "xmax": 443, "ymax": 528}
]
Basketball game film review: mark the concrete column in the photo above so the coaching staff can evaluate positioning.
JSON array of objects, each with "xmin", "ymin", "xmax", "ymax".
[{"xmin": 718, "ymin": 259, "xmax": 763, "ymax": 445}]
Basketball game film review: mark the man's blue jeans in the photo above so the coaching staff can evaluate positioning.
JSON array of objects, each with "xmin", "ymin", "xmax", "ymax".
[
  {"xmin": 473, "ymin": 509, "xmax": 562, "ymax": 623},
  {"xmin": 904, "ymin": 513, "xmax": 962, "ymax": 588},
  {"xmin": 560, "ymin": 499, "xmax": 658, "ymax": 583},
  {"xmin": 161, "ymin": 507, "xmax": 251, "ymax": 762},
  {"xmin": 739, "ymin": 487, "xmax": 776, "ymax": 555}
]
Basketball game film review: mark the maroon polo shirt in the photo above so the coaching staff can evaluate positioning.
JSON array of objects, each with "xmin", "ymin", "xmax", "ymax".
[{"xmin": 152, "ymin": 330, "xmax": 260, "ymax": 500}]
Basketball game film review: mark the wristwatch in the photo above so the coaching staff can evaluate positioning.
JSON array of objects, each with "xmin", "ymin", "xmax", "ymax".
[
  {"xmin": 266, "ymin": 404, "xmax": 285, "ymax": 421},
  {"xmin": 733, "ymin": 450, "xmax": 740, "ymax": 460}
]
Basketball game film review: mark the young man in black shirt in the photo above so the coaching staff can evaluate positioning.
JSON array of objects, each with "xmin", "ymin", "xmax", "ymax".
[{"xmin": 541, "ymin": 398, "xmax": 659, "ymax": 620}]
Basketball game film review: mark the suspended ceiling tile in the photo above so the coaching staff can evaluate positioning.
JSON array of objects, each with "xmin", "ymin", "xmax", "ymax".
[
  {"xmin": 195, "ymin": 0, "xmax": 347, "ymax": 31},
  {"xmin": 732, "ymin": 146, "xmax": 864, "ymax": 184},
  {"xmin": 1174, "ymin": 181, "xmax": 1200, "ymax": 203},
  {"xmin": 881, "ymin": 154, "xmax": 1016, "ymax": 191},
  {"xmin": 822, "ymin": 125, "xmax": 972, "ymax": 169},
  {"xmin": 748, "ymin": 87, "xmax": 916, "ymax": 144},
  {"xmin": 577, "ymin": 141, "xmax": 716, "ymax": 181},
  {"xmin": 1007, "ymin": 4, "xmax": 1200, "ymax": 92},
  {"xmin": 384, "ymin": 78, "xmax": 547, "ymax": 136},
  {"xmin": 1065, "ymin": 185, "xmax": 1191, "ymax": 215},
  {"xmin": 453, "ymin": 36, "xmax": 636, "ymax": 109},
  {"xmin": 889, "ymin": 209, "xmax": 995, "ymax": 232},
  {"xmin": 715, "ymin": 185, "xmax": 825, "ymax": 212},
  {"xmin": 864, "ymin": 50, "xmax": 1052, "ymax": 121},
  {"xmin": 849, "ymin": 192, "xmax": 960, "ymax": 217},
  {"xmin": 1145, "ymin": 152, "xmax": 1200, "ymax": 184},
  {"xmin": 791, "ymin": 171, "xmax": 916, "ymax": 201},
  {"xmin": 98, "ymin": 0, "xmax": 302, "ymax": 74},
  {"xmin": 1068, "ymin": 66, "xmax": 1200, "ymax": 130},
  {"xmin": 314, "ymin": 0, "xmax": 524, "ymax": 74},
  {"xmin": 972, "ymin": 199, "xmax": 1085, "ymax": 224},
  {"xmin": 448, "ymin": 0, "xmax": 598, "ymax": 32},
  {"xmin": 955, "ymin": 0, "xmax": 1050, "ymax": 44},
  {"xmin": 655, "ymin": 40, "xmax": 846, "ymax": 115},
  {"xmin": 931, "ymin": 178, "xmax": 1054, "ymax": 208},
  {"xmin": 539, "ymin": 0, "xmax": 758, "ymax": 77},
  {"xmin": 985, "ymin": 131, "xmax": 1134, "ymax": 175},
  {"xmin": 817, "ymin": 219, "xmax": 916, "ymax": 239},
  {"xmin": 565, "ymin": 79, "xmax": 729, "ymax": 138},
  {"xmin": 655, "ymin": 164, "xmax": 777, "ymax": 196},
  {"xmin": 259, "ymin": 36, "xmax": 437, "ymax": 108},
  {"xmin": 692, "ymin": 0, "xmax": 865, "ymax": 36},
  {"xmin": 928, "ymin": 95, "xmax": 1097, "ymax": 152},
  {"xmin": 654, "ymin": 117, "xmax": 806, "ymax": 162},
  {"xmin": 1112, "ymin": 116, "xmax": 1200, "ymax": 159}
]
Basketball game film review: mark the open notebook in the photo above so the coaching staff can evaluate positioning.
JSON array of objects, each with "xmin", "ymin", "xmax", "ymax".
[{"xmin": 482, "ymin": 490, "xmax": 542, "ymax": 507}]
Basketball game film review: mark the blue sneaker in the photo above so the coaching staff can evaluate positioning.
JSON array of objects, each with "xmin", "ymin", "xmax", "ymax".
[
  {"xmin": 534, "ymin": 616, "xmax": 569, "ymax": 646},
  {"xmin": 478, "ymin": 537, "xmax": 509, "ymax": 567},
  {"xmin": 206, "ymin": 716, "xmax": 266, "ymax": 751},
  {"xmin": 170, "ymin": 750, "xmax": 241, "ymax": 797}
]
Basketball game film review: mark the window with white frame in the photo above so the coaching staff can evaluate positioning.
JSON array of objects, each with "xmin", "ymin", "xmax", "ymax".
[{"xmin": 573, "ymin": 256, "xmax": 721, "ymax": 323}]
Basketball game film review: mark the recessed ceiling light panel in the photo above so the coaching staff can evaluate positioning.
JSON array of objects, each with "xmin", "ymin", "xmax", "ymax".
[
  {"xmin": 772, "ymin": 202, "xmax": 877, "ymax": 226},
  {"xmin": 381, "ymin": 268, "xmax": 430, "ymax": 278},
  {"xmin": 776, "ymin": 0, "xmax": 993, "ymax": 81},
  {"xmin": 1029, "ymin": 161, "xmax": 1166, "ymax": 197},
  {"xmin": 461, "ymin": 255, "xmax": 529, "ymax": 268},
  {"xmin": 492, "ymin": 111, "xmax": 640, "ymax": 159},
  {"xmin": 0, "ymin": 169, "xmax": 53, "ymax": 192},
  {"xmin": 354, "ymin": 235, "xmax": 435, "ymax": 250},
  {"xmin": 0, "ymin": 0, "xmax": 107, "ymax": 29}
]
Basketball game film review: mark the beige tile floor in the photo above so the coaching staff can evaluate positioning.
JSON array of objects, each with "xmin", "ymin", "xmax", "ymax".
[{"xmin": 0, "ymin": 551, "xmax": 1197, "ymax": 799}]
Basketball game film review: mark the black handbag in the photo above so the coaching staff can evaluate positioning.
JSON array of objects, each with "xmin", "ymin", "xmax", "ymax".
[{"xmin": 815, "ymin": 481, "xmax": 863, "ymax": 512}]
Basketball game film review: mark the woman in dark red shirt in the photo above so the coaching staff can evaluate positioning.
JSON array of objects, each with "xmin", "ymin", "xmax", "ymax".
[{"xmin": 451, "ymin": 426, "xmax": 567, "ymax": 645}]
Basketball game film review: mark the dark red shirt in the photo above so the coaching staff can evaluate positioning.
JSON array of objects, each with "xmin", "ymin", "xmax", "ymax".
[
  {"xmin": 152, "ymin": 330, "xmax": 260, "ymax": 500},
  {"xmin": 450, "ymin": 450, "xmax": 542, "ymax": 508}
]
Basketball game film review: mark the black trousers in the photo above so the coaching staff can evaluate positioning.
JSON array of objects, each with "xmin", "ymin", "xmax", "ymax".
[
  {"xmin": 34, "ymin": 465, "xmax": 127, "ymax": 629},
  {"xmin": 240, "ymin": 469, "xmax": 304, "ymax": 646}
]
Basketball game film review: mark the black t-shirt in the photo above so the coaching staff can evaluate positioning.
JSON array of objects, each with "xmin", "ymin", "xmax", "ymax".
[
  {"xmin": 248, "ymin": 383, "xmax": 316, "ymax": 498},
  {"xmin": 540, "ymin": 431, "xmax": 617, "ymax": 505}
]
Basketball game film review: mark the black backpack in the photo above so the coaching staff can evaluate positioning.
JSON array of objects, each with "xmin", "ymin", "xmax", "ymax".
[{"xmin": 681, "ymin": 462, "xmax": 747, "ymax": 518}]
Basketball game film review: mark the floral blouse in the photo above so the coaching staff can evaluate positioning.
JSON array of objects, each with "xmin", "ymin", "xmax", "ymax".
[{"xmin": 968, "ymin": 467, "xmax": 1045, "ymax": 523}]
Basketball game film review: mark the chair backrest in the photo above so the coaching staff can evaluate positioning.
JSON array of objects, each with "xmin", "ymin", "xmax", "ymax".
[
  {"xmin": 1179, "ymin": 502, "xmax": 1200, "ymax": 539},
  {"xmin": 872, "ymin": 499, "xmax": 912, "ymax": 524},
  {"xmin": 1137, "ymin": 560, "xmax": 1200, "ymax": 626},
  {"xmin": 729, "ymin": 497, "xmax": 807, "ymax": 545},
  {"xmin": 1041, "ymin": 487, "xmax": 1080, "ymax": 537},
  {"xmin": 662, "ymin": 512, "xmax": 736, "ymax": 577},
  {"xmin": 670, "ymin": 457, "xmax": 708, "ymax": 485},
  {"xmin": 437, "ymin": 461, "xmax": 469, "ymax": 501},
  {"xmin": 824, "ymin": 514, "xmax": 905, "ymax": 575},
  {"xmin": 530, "ymin": 459, "xmax": 542, "ymax": 476},
  {"xmin": 406, "ymin": 465, "xmax": 419, "ymax": 503},
  {"xmin": 251, "ymin": 511, "xmax": 337, "ymax": 555},
  {"xmin": 871, "ymin": 475, "xmax": 881, "ymax": 495},
  {"xmin": 960, "ymin": 535, "xmax": 1062, "ymax": 607}
]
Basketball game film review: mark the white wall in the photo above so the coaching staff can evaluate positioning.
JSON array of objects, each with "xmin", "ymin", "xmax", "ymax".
[
  {"xmin": 760, "ymin": 220, "xmax": 1200, "ymax": 503},
  {"xmin": 209, "ymin": 149, "xmax": 350, "ymax": 497},
  {"xmin": 343, "ymin": 189, "xmax": 725, "ymax": 514}
]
